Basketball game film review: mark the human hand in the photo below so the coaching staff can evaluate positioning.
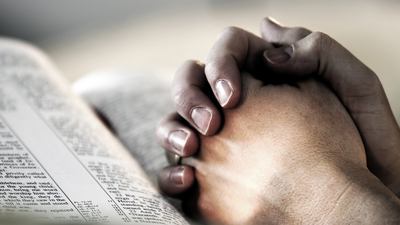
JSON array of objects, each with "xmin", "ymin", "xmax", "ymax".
[
  {"xmin": 157, "ymin": 27, "xmax": 273, "ymax": 196},
  {"xmin": 157, "ymin": 18, "xmax": 400, "ymax": 197},
  {"xmin": 166, "ymin": 72, "xmax": 400, "ymax": 224}
]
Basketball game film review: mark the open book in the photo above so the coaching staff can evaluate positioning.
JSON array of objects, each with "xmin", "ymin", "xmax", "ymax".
[{"xmin": 0, "ymin": 37, "xmax": 196, "ymax": 224}]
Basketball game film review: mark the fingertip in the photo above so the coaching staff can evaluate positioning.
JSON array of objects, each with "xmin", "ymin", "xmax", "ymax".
[
  {"xmin": 169, "ymin": 129, "xmax": 199, "ymax": 157},
  {"xmin": 168, "ymin": 130, "xmax": 189, "ymax": 155},
  {"xmin": 183, "ymin": 131, "xmax": 199, "ymax": 156},
  {"xmin": 214, "ymin": 79, "xmax": 242, "ymax": 109},
  {"xmin": 261, "ymin": 17, "xmax": 284, "ymax": 34},
  {"xmin": 190, "ymin": 106, "xmax": 221, "ymax": 136},
  {"xmin": 182, "ymin": 166, "xmax": 195, "ymax": 186},
  {"xmin": 261, "ymin": 17, "xmax": 312, "ymax": 47},
  {"xmin": 173, "ymin": 60, "xmax": 225, "ymax": 136},
  {"xmin": 266, "ymin": 16, "xmax": 284, "ymax": 27},
  {"xmin": 158, "ymin": 165, "xmax": 195, "ymax": 197},
  {"xmin": 261, "ymin": 17, "xmax": 285, "ymax": 45},
  {"xmin": 203, "ymin": 109, "xmax": 221, "ymax": 136},
  {"xmin": 157, "ymin": 113, "xmax": 200, "ymax": 157},
  {"xmin": 263, "ymin": 45, "xmax": 294, "ymax": 65},
  {"xmin": 215, "ymin": 79, "xmax": 233, "ymax": 107}
]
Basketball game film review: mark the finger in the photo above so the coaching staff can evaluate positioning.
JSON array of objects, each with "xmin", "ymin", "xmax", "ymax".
[
  {"xmin": 156, "ymin": 112, "xmax": 199, "ymax": 157},
  {"xmin": 158, "ymin": 165, "xmax": 195, "ymax": 197},
  {"xmin": 263, "ymin": 31, "xmax": 400, "ymax": 193},
  {"xmin": 205, "ymin": 26, "xmax": 274, "ymax": 108},
  {"xmin": 260, "ymin": 17, "xmax": 312, "ymax": 46},
  {"xmin": 172, "ymin": 60, "xmax": 221, "ymax": 135}
]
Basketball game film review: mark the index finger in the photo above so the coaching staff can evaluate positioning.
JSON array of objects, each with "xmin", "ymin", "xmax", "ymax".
[{"xmin": 205, "ymin": 26, "xmax": 274, "ymax": 108}]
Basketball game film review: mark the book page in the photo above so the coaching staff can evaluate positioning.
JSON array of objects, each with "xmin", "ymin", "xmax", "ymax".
[
  {"xmin": 72, "ymin": 69, "xmax": 174, "ymax": 185},
  {"xmin": 0, "ymin": 38, "xmax": 189, "ymax": 225},
  {"xmin": 72, "ymin": 70, "xmax": 204, "ymax": 225}
]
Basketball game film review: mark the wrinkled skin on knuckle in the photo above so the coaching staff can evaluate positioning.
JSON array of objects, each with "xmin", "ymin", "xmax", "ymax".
[
  {"xmin": 184, "ymin": 73, "xmax": 366, "ymax": 224},
  {"xmin": 206, "ymin": 27, "xmax": 247, "ymax": 78},
  {"xmin": 301, "ymin": 31, "xmax": 336, "ymax": 77},
  {"xmin": 204, "ymin": 61, "xmax": 221, "ymax": 83},
  {"xmin": 172, "ymin": 87, "xmax": 187, "ymax": 112},
  {"xmin": 172, "ymin": 85, "xmax": 199, "ymax": 116},
  {"xmin": 307, "ymin": 31, "xmax": 333, "ymax": 57}
]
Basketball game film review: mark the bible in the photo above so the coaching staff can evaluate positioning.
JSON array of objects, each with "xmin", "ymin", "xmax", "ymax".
[{"xmin": 0, "ymin": 37, "xmax": 192, "ymax": 224}]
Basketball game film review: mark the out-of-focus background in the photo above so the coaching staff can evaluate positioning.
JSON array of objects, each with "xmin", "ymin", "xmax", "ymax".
[{"xmin": 1, "ymin": 0, "xmax": 400, "ymax": 119}]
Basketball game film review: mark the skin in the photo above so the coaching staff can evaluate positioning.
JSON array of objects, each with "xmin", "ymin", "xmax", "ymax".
[
  {"xmin": 157, "ymin": 18, "xmax": 400, "ymax": 199},
  {"xmin": 176, "ymin": 73, "xmax": 400, "ymax": 224}
]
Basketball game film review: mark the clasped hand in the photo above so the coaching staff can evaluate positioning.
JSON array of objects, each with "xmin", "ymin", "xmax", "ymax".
[{"xmin": 156, "ymin": 18, "xmax": 400, "ymax": 224}]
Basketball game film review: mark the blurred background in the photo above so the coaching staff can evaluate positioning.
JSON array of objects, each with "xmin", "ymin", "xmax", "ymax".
[{"xmin": 1, "ymin": 0, "xmax": 400, "ymax": 119}]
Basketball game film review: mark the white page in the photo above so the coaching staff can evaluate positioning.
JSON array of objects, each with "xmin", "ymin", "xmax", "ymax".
[
  {"xmin": 72, "ymin": 68, "xmax": 174, "ymax": 185},
  {"xmin": 0, "ymin": 38, "xmax": 188, "ymax": 225},
  {"xmin": 72, "ymin": 69, "xmax": 205, "ymax": 225}
]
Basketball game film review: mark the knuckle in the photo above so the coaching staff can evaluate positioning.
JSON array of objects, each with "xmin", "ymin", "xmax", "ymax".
[
  {"xmin": 156, "ymin": 113, "xmax": 172, "ymax": 129},
  {"xmin": 216, "ymin": 26, "xmax": 245, "ymax": 44},
  {"xmin": 309, "ymin": 31, "xmax": 334, "ymax": 53},
  {"xmin": 185, "ymin": 59, "xmax": 203, "ymax": 67},
  {"xmin": 305, "ymin": 32, "xmax": 335, "ymax": 75},
  {"xmin": 172, "ymin": 86, "xmax": 194, "ymax": 114},
  {"xmin": 156, "ymin": 116, "xmax": 169, "ymax": 136},
  {"xmin": 181, "ymin": 59, "xmax": 197, "ymax": 69},
  {"xmin": 205, "ymin": 56, "xmax": 231, "ymax": 83},
  {"xmin": 219, "ymin": 26, "xmax": 242, "ymax": 38},
  {"xmin": 204, "ymin": 61, "xmax": 219, "ymax": 81},
  {"xmin": 363, "ymin": 72, "xmax": 382, "ymax": 91},
  {"xmin": 178, "ymin": 60, "xmax": 203, "ymax": 74}
]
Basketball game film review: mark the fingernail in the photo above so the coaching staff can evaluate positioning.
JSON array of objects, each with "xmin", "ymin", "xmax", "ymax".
[
  {"xmin": 264, "ymin": 45, "xmax": 293, "ymax": 64},
  {"xmin": 268, "ymin": 17, "xmax": 283, "ymax": 26},
  {"xmin": 169, "ymin": 130, "xmax": 189, "ymax": 155},
  {"xmin": 170, "ymin": 166, "xmax": 185, "ymax": 185},
  {"xmin": 215, "ymin": 79, "xmax": 233, "ymax": 107},
  {"xmin": 190, "ymin": 107, "xmax": 212, "ymax": 135}
]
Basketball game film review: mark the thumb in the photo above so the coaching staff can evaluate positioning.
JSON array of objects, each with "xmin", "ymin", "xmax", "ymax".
[
  {"xmin": 263, "ymin": 32, "xmax": 379, "ymax": 107},
  {"xmin": 264, "ymin": 31, "xmax": 400, "ymax": 195},
  {"xmin": 264, "ymin": 31, "xmax": 373, "ymax": 83}
]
